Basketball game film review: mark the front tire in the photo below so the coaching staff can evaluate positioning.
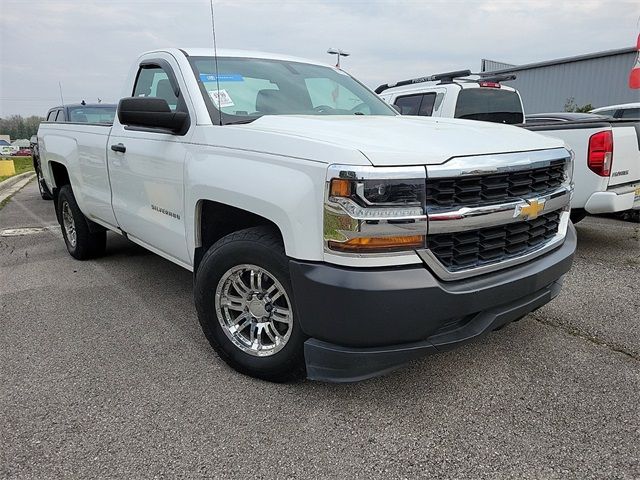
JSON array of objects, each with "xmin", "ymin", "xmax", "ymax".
[
  {"xmin": 194, "ymin": 226, "xmax": 306, "ymax": 382},
  {"xmin": 56, "ymin": 185, "xmax": 106, "ymax": 260}
]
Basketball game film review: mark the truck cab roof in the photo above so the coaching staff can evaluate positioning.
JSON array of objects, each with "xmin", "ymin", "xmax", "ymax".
[{"xmin": 153, "ymin": 47, "xmax": 333, "ymax": 68}]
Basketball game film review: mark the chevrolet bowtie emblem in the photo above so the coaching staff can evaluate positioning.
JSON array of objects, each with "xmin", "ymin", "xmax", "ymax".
[{"xmin": 514, "ymin": 198, "xmax": 546, "ymax": 220}]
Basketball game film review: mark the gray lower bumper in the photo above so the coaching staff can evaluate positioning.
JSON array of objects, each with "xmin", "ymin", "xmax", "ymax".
[{"xmin": 289, "ymin": 224, "xmax": 577, "ymax": 383}]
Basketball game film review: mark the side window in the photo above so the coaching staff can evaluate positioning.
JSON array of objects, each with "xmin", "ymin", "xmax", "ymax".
[
  {"xmin": 619, "ymin": 108, "xmax": 640, "ymax": 119},
  {"xmin": 394, "ymin": 94, "xmax": 422, "ymax": 115},
  {"xmin": 418, "ymin": 93, "xmax": 436, "ymax": 116},
  {"xmin": 46, "ymin": 110, "xmax": 56, "ymax": 121},
  {"xmin": 133, "ymin": 65, "xmax": 180, "ymax": 111},
  {"xmin": 394, "ymin": 93, "xmax": 437, "ymax": 116},
  {"xmin": 54, "ymin": 109, "xmax": 65, "ymax": 122}
]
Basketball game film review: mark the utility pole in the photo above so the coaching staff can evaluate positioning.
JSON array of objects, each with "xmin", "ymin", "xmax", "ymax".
[{"xmin": 58, "ymin": 82, "xmax": 65, "ymax": 105}]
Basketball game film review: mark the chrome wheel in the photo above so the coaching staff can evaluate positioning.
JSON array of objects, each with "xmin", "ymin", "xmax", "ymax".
[
  {"xmin": 215, "ymin": 264, "xmax": 293, "ymax": 357},
  {"xmin": 61, "ymin": 200, "xmax": 76, "ymax": 247}
]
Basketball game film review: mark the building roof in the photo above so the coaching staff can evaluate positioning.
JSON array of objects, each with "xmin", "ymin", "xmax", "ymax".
[
  {"xmin": 485, "ymin": 46, "xmax": 636, "ymax": 74},
  {"xmin": 481, "ymin": 59, "xmax": 516, "ymax": 72},
  {"xmin": 11, "ymin": 139, "xmax": 30, "ymax": 147}
]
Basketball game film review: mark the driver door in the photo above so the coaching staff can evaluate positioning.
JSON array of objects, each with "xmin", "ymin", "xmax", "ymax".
[{"xmin": 107, "ymin": 55, "xmax": 192, "ymax": 267}]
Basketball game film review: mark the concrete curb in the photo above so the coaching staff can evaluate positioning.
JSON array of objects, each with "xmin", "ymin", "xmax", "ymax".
[
  {"xmin": 0, "ymin": 171, "xmax": 36, "ymax": 191},
  {"xmin": 0, "ymin": 172, "xmax": 37, "ymax": 205}
]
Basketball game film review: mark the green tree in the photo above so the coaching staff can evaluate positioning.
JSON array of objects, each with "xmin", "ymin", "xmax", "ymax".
[
  {"xmin": 563, "ymin": 97, "xmax": 593, "ymax": 113},
  {"xmin": 0, "ymin": 115, "xmax": 45, "ymax": 141}
]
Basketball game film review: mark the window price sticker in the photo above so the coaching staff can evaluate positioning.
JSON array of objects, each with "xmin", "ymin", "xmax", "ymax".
[{"xmin": 208, "ymin": 89, "xmax": 235, "ymax": 108}]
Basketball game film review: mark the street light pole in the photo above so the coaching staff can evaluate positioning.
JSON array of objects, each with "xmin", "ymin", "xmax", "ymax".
[{"xmin": 327, "ymin": 48, "xmax": 350, "ymax": 69}]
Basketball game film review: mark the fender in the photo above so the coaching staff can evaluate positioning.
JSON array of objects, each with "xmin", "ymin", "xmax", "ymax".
[{"xmin": 185, "ymin": 146, "xmax": 327, "ymax": 263}]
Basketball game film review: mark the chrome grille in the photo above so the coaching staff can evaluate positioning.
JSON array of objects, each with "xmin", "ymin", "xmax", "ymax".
[
  {"xmin": 427, "ymin": 211, "xmax": 561, "ymax": 271},
  {"xmin": 426, "ymin": 159, "xmax": 567, "ymax": 208}
]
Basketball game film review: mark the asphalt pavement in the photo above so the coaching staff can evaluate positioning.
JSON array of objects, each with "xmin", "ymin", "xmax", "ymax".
[{"xmin": 1, "ymin": 182, "xmax": 639, "ymax": 479}]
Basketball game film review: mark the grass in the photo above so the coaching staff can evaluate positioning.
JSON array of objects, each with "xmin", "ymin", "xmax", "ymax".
[{"xmin": 0, "ymin": 156, "xmax": 34, "ymax": 182}]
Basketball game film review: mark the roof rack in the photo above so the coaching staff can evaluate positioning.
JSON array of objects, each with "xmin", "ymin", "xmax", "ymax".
[
  {"xmin": 374, "ymin": 70, "xmax": 517, "ymax": 94},
  {"xmin": 374, "ymin": 69, "xmax": 471, "ymax": 94}
]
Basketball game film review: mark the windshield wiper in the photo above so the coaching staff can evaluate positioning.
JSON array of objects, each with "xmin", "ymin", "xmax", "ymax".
[{"xmin": 224, "ymin": 118, "xmax": 258, "ymax": 125}]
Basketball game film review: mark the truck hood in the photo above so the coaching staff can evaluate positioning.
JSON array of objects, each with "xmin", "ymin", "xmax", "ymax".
[{"xmin": 245, "ymin": 115, "xmax": 565, "ymax": 166}]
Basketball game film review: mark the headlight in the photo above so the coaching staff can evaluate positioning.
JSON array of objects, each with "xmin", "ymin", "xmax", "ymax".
[{"xmin": 324, "ymin": 165, "xmax": 427, "ymax": 254}]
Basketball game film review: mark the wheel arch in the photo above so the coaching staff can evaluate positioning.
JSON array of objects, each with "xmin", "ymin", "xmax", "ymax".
[{"xmin": 193, "ymin": 199, "xmax": 288, "ymax": 273}]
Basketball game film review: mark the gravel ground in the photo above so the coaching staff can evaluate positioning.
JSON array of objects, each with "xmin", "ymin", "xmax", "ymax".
[{"xmin": 1, "ymin": 182, "xmax": 639, "ymax": 479}]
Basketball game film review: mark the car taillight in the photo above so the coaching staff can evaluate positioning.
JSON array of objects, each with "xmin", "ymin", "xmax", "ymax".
[
  {"xmin": 587, "ymin": 131, "xmax": 613, "ymax": 177},
  {"xmin": 479, "ymin": 81, "xmax": 500, "ymax": 88}
]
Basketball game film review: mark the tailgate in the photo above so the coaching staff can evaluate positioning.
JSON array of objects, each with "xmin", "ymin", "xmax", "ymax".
[{"xmin": 609, "ymin": 121, "xmax": 640, "ymax": 187}]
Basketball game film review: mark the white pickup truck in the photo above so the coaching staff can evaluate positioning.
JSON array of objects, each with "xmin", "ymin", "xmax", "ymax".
[
  {"xmin": 38, "ymin": 48, "xmax": 576, "ymax": 383},
  {"xmin": 525, "ymin": 113, "xmax": 640, "ymax": 222}
]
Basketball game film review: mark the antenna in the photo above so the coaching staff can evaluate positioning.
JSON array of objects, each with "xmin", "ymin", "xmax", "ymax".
[
  {"xmin": 58, "ymin": 82, "xmax": 65, "ymax": 106},
  {"xmin": 209, "ymin": 0, "xmax": 222, "ymax": 126}
]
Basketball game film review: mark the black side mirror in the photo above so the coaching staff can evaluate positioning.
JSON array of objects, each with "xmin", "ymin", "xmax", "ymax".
[{"xmin": 118, "ymin": 97, "xmax": 189, "ymax": 135}]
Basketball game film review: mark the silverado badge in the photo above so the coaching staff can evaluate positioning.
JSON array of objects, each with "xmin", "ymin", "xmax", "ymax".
[{"xmin": 514, "ymin": 198, "xmax": 545, "ymax": 220}]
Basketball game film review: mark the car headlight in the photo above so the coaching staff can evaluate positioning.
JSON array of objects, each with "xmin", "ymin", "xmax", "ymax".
[{"xmin": 324, "ymin": 165, "xmax": 427, "ymax": 254}]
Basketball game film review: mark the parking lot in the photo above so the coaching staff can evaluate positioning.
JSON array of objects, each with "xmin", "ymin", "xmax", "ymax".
[{"xmin": 1, "ymin": 181, "xmax": 638, "ymax": 478}]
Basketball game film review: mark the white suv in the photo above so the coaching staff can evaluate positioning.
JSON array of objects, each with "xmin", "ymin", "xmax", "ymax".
[{"xmin": 376, "ymin": 70, "xmax": 525, "ymax": 125}]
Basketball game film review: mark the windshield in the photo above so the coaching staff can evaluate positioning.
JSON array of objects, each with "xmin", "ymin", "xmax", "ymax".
[
  {"xmin": 454, "ymin": 88, "xmax": 524, "ymax": 124},
  {"xmin": 188, "ymin": 56, "xmax": 396, "ymax": 124},
  {"xmin": 68, "ymin": 106, "xmax": 116, "ymax": 124}
]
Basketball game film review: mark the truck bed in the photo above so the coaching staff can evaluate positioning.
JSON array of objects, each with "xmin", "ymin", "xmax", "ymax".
[
  {"xmin": 38, "ymin": 122, "xmax": 116, "ymax": 227},
  {"xmin": 522, "ymin": 119, "xmax": 640, "ymax": 212}
]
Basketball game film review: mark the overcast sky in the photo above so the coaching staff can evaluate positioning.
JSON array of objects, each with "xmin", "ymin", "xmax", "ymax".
[{"xmin": 0, "ymin": 0, "xmax": 638, "ymax": 117}]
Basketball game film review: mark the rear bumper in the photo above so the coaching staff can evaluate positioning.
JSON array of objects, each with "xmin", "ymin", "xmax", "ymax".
[
  {"xmin": 585, "ymin": 183, "xmax": 640, "ymax": 213},
  {"xmin": 289, "ymin": 223, "xmax": 576, "ymax": 383}
]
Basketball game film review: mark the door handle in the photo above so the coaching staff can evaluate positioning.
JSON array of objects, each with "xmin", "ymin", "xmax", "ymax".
[{"xmin": 110, "ymin": 143, "xmax": 126, "ymax": 153}]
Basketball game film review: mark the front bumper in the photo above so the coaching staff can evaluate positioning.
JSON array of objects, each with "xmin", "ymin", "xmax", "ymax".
[{"xmin": 289, "ymin": 223, "xmax": 577, "ymax": 382}]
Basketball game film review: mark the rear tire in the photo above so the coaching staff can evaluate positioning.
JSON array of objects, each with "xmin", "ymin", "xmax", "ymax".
[
  {"xmin": 36, "ymin": 166, "xmax": 53, "ymax": 200},
  {"xmin": 194, "ymin": 226, "xmax": 306, "ymax": 382},
  {"xmin": 56, "ymin": 185, "xmax": 106, "ymax": 260},
  {"xmin": 570, "ymin": 209, "xmax": 587, "ymax": 224}
]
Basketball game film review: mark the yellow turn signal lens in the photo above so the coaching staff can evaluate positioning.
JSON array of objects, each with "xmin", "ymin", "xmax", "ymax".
[
  {"xmin": 329, "ymin": 178, "xmax": 352, "ymax": 197},
  {"xmin": 328, "ymin": 235, "xmax": 425, "ymax": 253}
]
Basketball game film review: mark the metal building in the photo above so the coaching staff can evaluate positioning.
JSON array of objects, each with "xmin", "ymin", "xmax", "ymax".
[{"xmin": 481, "ymin": 47, "xmax": 639, "ymax": 113}]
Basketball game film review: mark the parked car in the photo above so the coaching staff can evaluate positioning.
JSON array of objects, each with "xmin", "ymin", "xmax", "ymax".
[
  {"xmin": 0, "ymin": 140, "xmax": 19, "ymax": 156},
  {"xmin": 590, "ymin": 102, "xmax": 640, "ymax": 120},
  {"xmin": 524, "ymin": 113, "xmax": 640, "ymax": 223},
  {"xmin": 376, "ymin": 70, "xmax": 524, "ymax": 124},
  {"xmin": 44, "ymin": 103, "xmax": 117, "ymax": 124},
  {"xmin": 38, "ymin": 48, "xmax": 576, "ymax": 382},
  {"xmin": 13, "ymin": 148, "xmax": 32, "ymax": 156}
]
